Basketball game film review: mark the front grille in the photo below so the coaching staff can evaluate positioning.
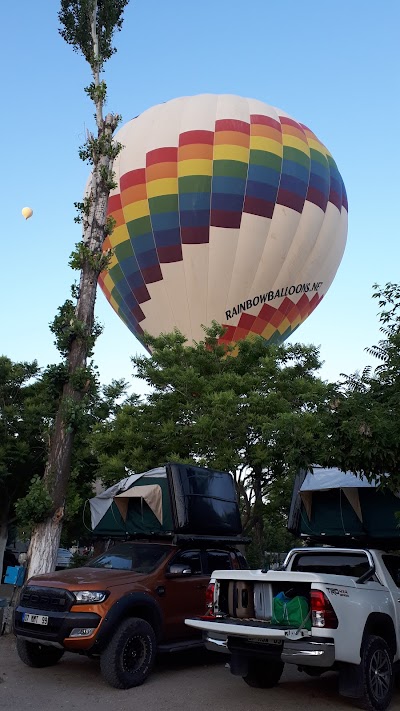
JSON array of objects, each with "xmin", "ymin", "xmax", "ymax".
[{"xmin": 20, "ymin": 586, "xmax": 75, "ymax": 612}]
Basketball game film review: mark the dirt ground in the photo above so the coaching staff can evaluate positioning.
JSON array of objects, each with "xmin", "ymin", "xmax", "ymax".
[{"xmin": 2, "ymin": 633, "xmax": 399, "ymax": 711}]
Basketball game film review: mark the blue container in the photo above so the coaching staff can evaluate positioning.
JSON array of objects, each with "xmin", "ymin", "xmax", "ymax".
[{"xmin": 4, "ymin": 565, "xmax": 26, "ymax": 586}]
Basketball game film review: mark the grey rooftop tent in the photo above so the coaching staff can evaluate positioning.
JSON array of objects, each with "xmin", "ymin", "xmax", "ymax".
[
  {"xmin": 288, "ymin": 467, "xmax": 400, "ymax": 547},
  {"xmin": 89, "ymin": 462, "xmax": 243, "ymax": 539}
]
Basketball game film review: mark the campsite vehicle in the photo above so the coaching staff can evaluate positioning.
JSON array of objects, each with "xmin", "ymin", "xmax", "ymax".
[
  {"xmin": 186, "ymin": 468, "xmax": 400, "ymax": 711},
  {"xmin": 14, "ymin": 463, "xmax": 248, "ymax": 689}
]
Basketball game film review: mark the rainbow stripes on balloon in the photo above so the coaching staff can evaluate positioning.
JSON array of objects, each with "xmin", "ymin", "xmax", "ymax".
[{"xmin": 99, "ymin": 95, "xmax": 348, "ymax": 351}]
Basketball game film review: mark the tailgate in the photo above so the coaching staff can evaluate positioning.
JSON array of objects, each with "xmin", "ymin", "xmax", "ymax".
[{"xmin": 186, "ymin": 616, "xmax": 310, "ymax": 640}]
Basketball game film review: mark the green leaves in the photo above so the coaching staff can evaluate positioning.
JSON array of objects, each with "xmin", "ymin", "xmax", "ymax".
[
  {"xmin": 58, "ymin": 0, "xmax": 129, "ymax": 69},
  {"xmin": 14, "ymin": 475, "xmax": 53, "ymax": 531}
]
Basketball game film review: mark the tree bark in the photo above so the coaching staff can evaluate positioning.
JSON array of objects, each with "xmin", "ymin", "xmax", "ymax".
[
  {"xmin": 25, "ymin": 4, "xmax": 122, "ymax": 580},
  {"xmin": 0, "ymin": 512, "xmax": 8, "ymax": 582}
]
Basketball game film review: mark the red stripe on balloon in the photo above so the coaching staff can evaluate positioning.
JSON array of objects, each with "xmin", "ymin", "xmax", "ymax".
[
  {"xmin": 120, "ymin": 169, "xmax": 146, "ymax": 190},
  {"xmin": 215, "ymin": 119, "xmax": 250, "ymax": 134},
  {"xmin": 179, "ymin": 130, "xmax": 214, "ymax": 146},
  {"xmin": 146, "ymin": 147, "xmax": 178, "ymax": 166}
]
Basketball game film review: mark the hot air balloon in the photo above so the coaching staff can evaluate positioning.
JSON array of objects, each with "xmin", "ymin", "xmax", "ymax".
[
  {"xmin": 21, "ymin": 207, "xmax": 33, "ymax": 220},
  {"xmin": 98, "ymin": 95, "xmax": 348, "ymax": 351}
]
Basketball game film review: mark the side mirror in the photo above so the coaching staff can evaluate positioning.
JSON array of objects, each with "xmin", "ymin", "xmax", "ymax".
[{"xmin": 165, "ymin": 563, "xmax": 192, "ymax": 577}]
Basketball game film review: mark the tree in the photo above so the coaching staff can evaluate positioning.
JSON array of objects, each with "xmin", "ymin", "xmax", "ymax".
[
  {"xmin": 0, "ymin": 357, "xmax": 43, "ymax": 574},
  {"xmin": 25, "ymin": 0, "xmax": 128, "ymax": 577},
  {"xmin": 93, "ymin": 327, "xmax": 333, "ymax": 564},
  {"xmin": 327, "ymin": 283, "xmax": 400, "ymax": 489}
]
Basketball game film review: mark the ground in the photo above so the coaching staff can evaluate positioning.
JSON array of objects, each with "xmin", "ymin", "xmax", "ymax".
[{"xmin": 2, "ymin": 633, "xmax": 399, "ymax": 711}]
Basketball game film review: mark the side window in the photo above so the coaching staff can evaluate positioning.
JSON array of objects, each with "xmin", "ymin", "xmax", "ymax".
[
  {"xmin": 235, "ymin": 551, "xmax": 249, "ymax": 570},
  {"xmin": 206, "ymin": 550, "xmax": 232, "ymax": 575},
  {"xmin": 171, "ymin": 550, "xmax": 202, "ymax": 575},
  {"xmin": 382, "ymin": 555, "xmax": 400, "ymax": 587}
]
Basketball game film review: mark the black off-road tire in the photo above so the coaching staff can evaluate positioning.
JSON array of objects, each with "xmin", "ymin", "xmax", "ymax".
[
  {"xmin": 16, "ymin": 638, "xmax": 64, "ymax": 668},
  {"xmin": 100, "ymin": 617, "xmax": 156, "ymax": 689},
  {"xmin": 243, "ymin": 659, "xmax": 284, "ymax": 688},
  {"xmin": 359, "ymin": 635, "xmax": 394, "ymax": 711}
]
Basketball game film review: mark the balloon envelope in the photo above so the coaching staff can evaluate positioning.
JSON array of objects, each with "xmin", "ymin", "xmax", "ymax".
[
  {"xmin": 21, "ymin": 207, "xmax": 33, "ymax": 220},
  {"xmin": 99, "ymin": 95, "xmax": 348, "ymax": 351}
]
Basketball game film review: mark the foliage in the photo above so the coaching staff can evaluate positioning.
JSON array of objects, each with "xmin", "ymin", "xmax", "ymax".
[
  {"xmin": 0, "ymin": 357, "xmax": 44, "ymax": 529},
  {"xmin": 324, "ymin": 283, "xmax": 400, "ymax": 489},
  {"xmin": 92, "ymin": 326, "xmax": 333, "ymax": 563},
  {"xmin": 59, "ymin": 0, "xmax": 128, "ymax": 69},
  {"xmin": 14, "ymin": 475, "xmax": 53, "ymax": 531},
  {"xmin": 69, "ymin": 551, "xmax": 90, "ymax": 567}
]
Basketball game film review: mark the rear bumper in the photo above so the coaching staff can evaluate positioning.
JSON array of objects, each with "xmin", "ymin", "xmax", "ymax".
[
  {"xmin": 186, "ymin": 618, "xmax": 335, "ymax": 668},
  {"xmin": 282, "ymin": 639, "xmax": 335, "ymax": 667},
  {"xmin": 204, "ymin": 632, "xmax": 229, "ymax": 653}
]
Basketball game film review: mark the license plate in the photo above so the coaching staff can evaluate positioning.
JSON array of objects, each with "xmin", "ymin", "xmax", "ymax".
[
  {"xmin": 22, "ymin": 613, "xmax": 49, "ymax": 625},
  {"xmin": 248, "ymin": 637, "xmax": 282, "ymax": 646}
]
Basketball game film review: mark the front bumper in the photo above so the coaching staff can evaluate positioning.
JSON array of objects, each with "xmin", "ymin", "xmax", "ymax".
[{"xmin": 14, "ymin": 607, "xmax": 101, "ymax": 648}]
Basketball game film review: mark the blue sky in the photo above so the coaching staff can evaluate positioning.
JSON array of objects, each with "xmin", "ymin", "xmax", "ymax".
[{"xmin": 2, "ymin": 0, "xmax": 399, "ymax": 391}]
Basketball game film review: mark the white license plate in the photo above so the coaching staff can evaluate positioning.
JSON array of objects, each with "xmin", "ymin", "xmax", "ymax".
[{"xmin": 23, "ymin": 613, "xmax": 49, "ymax": 625}]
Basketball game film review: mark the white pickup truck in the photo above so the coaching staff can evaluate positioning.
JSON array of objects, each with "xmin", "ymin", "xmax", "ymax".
[{"xmin": 186, "ymin": 546, "xmax": 400, "ymax": 711}]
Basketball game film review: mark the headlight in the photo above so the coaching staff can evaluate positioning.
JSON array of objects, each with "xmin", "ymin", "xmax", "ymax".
[{"xmin": 72, "ymin": 590, "xmax": 108, "ymax": 603}]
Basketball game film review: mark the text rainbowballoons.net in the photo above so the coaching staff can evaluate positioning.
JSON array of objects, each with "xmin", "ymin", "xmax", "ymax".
[{"xmin": 98, "ymin": 94, "xmax": 348, "ymax": 352}]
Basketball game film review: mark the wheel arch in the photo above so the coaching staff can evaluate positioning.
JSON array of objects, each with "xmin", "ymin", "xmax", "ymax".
[
  {"xmin": 89, "ymin": 592, "xmax": 163, "ymax": 653},
  {"xmin": 362, "ymin": 613, "xmax": 397, "ymax": 658}
]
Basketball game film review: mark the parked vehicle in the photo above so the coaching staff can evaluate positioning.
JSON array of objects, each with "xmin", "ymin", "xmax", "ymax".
[
  {"xmin": 14, "ymin": 462, "xmax": 248, "ymax": 688},
  {"xmin": 14, "ymin": 538, "xmax": 247, "ymax": 687},
  {"xmin": 186, "ymin": 546, "xmax": 400, "ymax": 710},
  {"xmin": 186, "ymin": 465, "xmax": 400, "ymax": 711},
  {"xmin": 56, "ymin": 548, "xmax": 73, "ymax": 570}
]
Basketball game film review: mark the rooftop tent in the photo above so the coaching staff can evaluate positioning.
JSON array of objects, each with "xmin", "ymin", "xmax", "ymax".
[
  {"xmin": 287, "ymin": 467, "xmax": 400, "ymax": 546},
  {"xmin": 90, "ymin": 467, "xmax": 173, "ymax": 537},
  {"xmin": 89, "ymin": 462, "xmax": 242, "ymax": 538}
]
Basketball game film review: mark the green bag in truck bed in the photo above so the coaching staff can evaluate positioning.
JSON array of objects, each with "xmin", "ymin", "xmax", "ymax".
[{"xmin": 271, "ymin": 592, "xmax": 311, "ymax": 630}]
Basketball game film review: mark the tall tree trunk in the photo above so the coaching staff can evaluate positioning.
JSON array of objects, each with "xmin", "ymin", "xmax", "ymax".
[
  {"xmin": 25, "ymin": 2, "xmax": 124, "ymax": 580},
  {"xmin": 26, "ymin": 262, "xmax": 99, "ymax": 578},
  {"xmin": 252, "ymin": 465, "xmax": 265, "ymax": 565},
  {"xmin": 0, "ymin": 507, "xmax": 9, "ymax": 582}
]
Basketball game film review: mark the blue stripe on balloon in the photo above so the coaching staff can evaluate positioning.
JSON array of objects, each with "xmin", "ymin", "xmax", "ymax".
[
  {"xmin": 212, "ymin": 176, "xmax": 247, "ymax": 195},
  {"xmin": 179, "ymin": 192, "xmax": 210, "ymax": 210},
  {"xmin": 151, "ymin": 212, "xmax": 180, "ymax": 231},
  {"xmin": 280, "ymin": 159, "xmax": 310, "ymax": 183},
  {"xmin": 180, "ymin": 209, "xmax": 210, "ymax": 227},
  {"xmin": 153, "ymin": 227, "xmax": 181, "ymax": 246},
  {"xmin": 211, "ymin": 193, "xmax": 244, "ymax": 212},
  {"xmin": 245, "ymin": 180, "xmax": 280, "ymax": 201},
  {"xmin": 246, "ymin": 164, "xmax": 280, "ymax": 186}
]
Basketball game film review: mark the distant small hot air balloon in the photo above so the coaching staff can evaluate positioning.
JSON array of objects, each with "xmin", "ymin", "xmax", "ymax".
[{"xmin": 21, "ymin": 207, "xmax": 33, "ymax": 220}]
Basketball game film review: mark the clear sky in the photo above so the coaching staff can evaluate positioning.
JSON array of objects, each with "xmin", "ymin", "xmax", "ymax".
[{"xmin": 2, "ymin": 0, "xmax": 399, "ymax": 392}]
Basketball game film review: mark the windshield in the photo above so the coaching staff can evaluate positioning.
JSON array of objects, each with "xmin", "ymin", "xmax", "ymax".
[{"xmin": 86, "ymin": 543, "xmax": 171, "ymax": 573}]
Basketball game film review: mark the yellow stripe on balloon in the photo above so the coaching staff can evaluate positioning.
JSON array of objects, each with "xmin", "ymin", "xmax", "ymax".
[
  {"xmin": 146, "ymin": 178, "xmax": 178, "ymax": 199},
  {"xmin": 103, "ymin": 272, "xmax": 115, "ymax": 292},
  {"xmin": 213, "ymin": 144, "xmax": 249, "ymax": 163},
  {"xmin": 178, "ymin": 159, "xmax": 213, "ymax": 177},
  {"xmin": 109, "ymin": 224, "xmax": 131, "ymax": 249},
  {"xmin": 109, "ymin": 295, "xmax": 119, "ymax": 311},
  {"xmin": 277, "ymin": 317, "xmax": 291, "ymax": 335},
  {"xmin": 249, "ymin": 136, "xmax": 283, "ymax": 156},
  {"xmin": 261, "ymin": 323, "xmax": 277, "ymax": 341},
  {"xmin": 282, "ymin": 135, "xmax": 310, "ymax": 155},
  {"xmin": 307, "ymin": 137, "xmax": 329, "ymax": 156},
  {"xmin": 123, "ymin": 200, "xmax": 150, "ymax": 223}
]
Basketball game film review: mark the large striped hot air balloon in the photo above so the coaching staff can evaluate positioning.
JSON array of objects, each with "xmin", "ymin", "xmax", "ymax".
[{"xmin": 99, "ymin": 94, "xmax": 348, "ymax": 351}]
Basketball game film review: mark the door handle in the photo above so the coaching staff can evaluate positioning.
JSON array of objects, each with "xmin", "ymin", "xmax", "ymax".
[{"xmin": 195, "ymin": 584, "xmax": 207, "ymax": 589}]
